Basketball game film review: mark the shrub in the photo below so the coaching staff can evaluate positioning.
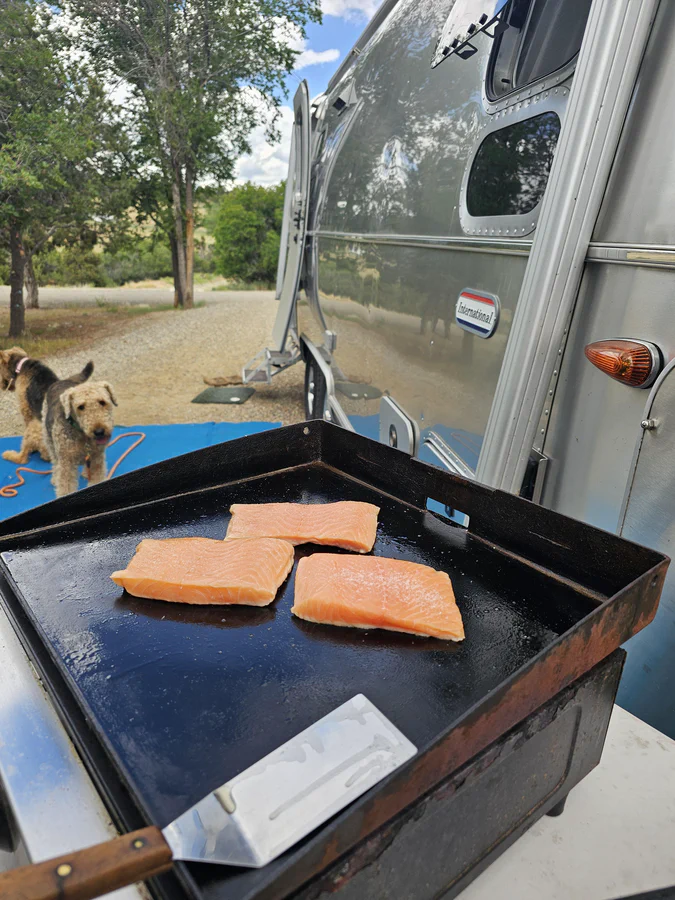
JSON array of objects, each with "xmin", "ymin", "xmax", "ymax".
[
  {"xmin": 35, "ymin": 246, "xmax": 106, "ymax": 286},
  {"xmin": 1, "ymin": 232, "xmax": 217, "ymax": 288},
  {"xmin": 213, "ymin": 182, "xmax": 283, "ymax": 283},
  {"xmin": 99, "ymin": 241, "xmax": 173, "ymax": 285}
]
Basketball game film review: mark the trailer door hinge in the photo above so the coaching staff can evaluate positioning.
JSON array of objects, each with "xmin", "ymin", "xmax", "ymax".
[{"xmin": 324, "ymin": 330, "xmax": 337, "ymax": 353}]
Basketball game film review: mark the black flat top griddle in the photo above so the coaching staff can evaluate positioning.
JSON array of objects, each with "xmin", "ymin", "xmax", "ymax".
[{"xmin": 0, "ymin": 422, "xmax": 667, "ymax": 900}]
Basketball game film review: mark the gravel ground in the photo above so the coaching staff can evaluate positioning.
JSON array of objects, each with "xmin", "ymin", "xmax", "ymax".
[
  {"xmin": 0, "ymin": 290, "xmax": 305, "ymax": 437},
  {"xmin": 0, "ymin": 284, "xmax": 267, "ymax": 308}
]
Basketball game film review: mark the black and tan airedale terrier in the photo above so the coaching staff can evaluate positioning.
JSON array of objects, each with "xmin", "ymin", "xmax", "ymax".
[
  {"xmin": 43, "ymin": 376, "xmax": 117, "ymax": 497},
  {"xmin": 0, "ymin": 347, "xmax": 93, "ymax": 465}
]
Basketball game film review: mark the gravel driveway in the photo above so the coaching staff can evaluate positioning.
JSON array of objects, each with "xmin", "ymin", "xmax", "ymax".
[
  {"xmin": 0, "ymin": 284, "xmax": 266, "ymax": 308},
  {"xmin": 0, "ymin": 290, "xmax": 305, "ymax": 437}
]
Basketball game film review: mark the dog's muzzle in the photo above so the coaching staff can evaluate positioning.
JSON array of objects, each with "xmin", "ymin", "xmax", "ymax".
[{"xmin": 93, "ymin": 429, "xmax": 111, "ymax": 446}]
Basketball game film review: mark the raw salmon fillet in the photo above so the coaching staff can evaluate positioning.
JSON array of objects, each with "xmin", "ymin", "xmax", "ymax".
[
  {"xmin": 110, "ymin": 536, "xmax": 294, "ymax": 606},
  {"xmin": 226, "ymin": 501, "xmax": 379, "ymax": 553},
  {"xmin": 292, "ymin": 554, "xmax": 464, "ymax": 641}
]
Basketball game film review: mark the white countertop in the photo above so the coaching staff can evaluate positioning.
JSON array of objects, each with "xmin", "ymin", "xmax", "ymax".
[{"xmin": 461, "ymin": 706, "xmax": 675, "ymax": 900}]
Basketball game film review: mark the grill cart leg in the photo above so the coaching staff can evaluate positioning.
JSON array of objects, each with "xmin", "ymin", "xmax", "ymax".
[{"xmin": 546, "ymin": 795, "xmax": 569, "ymax": 817}]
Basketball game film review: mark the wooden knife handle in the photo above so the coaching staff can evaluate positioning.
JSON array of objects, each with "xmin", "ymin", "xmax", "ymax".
[{"xmin": 0, "ymin": 825, "xmax": 173, "ymax": 900}]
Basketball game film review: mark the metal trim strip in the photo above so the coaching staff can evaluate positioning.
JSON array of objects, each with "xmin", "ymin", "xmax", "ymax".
[
  {"xmin": 292, "ymin": 234, "xmax": 675, "ymax": 268},
  {"xmin": 311, "ymin": 231, "xmax": 532, "ymax": 256},
  {"xmin": 310, "ymin": 233, "xmax": 675, "ymax": 270},
  {"xmin": 477, "ymin": 0, "xmax": 662, "ymax": 495},
  {"xmin": 587, "ymin": 244, "xmax": 675, "ymax": 269}
]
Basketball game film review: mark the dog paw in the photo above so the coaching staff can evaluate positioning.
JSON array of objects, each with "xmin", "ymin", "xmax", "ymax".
[{"xmin": 2, "ymin": 450, "xmax": 21, "ymax": 463}]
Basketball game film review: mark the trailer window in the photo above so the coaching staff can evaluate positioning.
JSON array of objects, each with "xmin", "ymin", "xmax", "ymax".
[
  {"xmin": 467, "ymin": 111, "xmax": 560, "ymax": 217},
  {"xmin": 489, "ymin": 0, "xmax": 593, "ymax": 100}
]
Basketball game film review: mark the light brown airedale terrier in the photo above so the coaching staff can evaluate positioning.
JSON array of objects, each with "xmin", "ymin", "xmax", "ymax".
[
  {"xmin": 43, "ymin": 378, "xmax": 117, "ymax": 497},
  {"xmin": 0, "ymin": 347, "xmax": 93, "ymax": 464}
]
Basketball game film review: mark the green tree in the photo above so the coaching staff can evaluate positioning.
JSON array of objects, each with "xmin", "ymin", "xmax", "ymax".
[
  {"xmin": 213, "ymin": 182, "xmax": 284, "ymax": 282},
  {"xmin": 0, "ymin": 0, "xmax": 129, "ymax": 332},
  {"xmin": 65, "ymin": 0, "xmax": 320, "ymax": 309}
]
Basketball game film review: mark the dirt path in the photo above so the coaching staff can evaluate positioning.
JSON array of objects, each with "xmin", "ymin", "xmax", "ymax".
[{"xmin": 0, "ymin": 291, "xmax": 305, "ymax": 437}]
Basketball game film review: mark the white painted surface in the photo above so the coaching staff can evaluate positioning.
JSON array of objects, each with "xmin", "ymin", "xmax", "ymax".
[{"xmin": 462, "ymin": 706, "xmax": 675, "ymax": 900}]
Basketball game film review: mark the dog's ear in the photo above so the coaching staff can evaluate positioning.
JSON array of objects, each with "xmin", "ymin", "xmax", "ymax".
[
  {"xmin": 101, "ymin": 382, "xmax": 118, "ymax": 407},
  {"xmin": 60, "ymin": 387, "xmax": 75, "ymax": 420}
]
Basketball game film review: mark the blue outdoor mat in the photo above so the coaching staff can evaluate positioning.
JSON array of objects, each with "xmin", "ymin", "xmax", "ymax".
[{"xmin": 0, "ymin": 421, "xmax": 279, "ymax": 521}]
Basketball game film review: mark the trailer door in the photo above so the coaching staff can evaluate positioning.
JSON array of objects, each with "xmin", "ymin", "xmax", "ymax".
[{"xmin": 272, "ymin": 81, "xmax": 310, "ymax": 353}]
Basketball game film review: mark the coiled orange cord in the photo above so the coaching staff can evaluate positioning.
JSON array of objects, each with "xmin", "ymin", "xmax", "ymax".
[{"xmin": 0, "ymin": 431, "xmax": 146, "ymax": 499}]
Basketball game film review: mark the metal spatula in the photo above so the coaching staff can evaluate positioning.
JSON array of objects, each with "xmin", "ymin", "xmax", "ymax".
[{"xmin": 0, "ymin": 695, "xmax": 416, "ymax": 900}]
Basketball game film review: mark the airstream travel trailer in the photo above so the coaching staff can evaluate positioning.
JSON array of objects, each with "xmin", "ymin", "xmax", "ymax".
[{"xmin": 246, "ymin": 0, "xmax": 675, "ymax": 739}]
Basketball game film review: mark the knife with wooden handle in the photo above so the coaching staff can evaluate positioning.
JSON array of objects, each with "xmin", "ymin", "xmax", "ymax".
[{"xmin": 0, "ymin": 696, "xmax": 415, "ymax": 900}]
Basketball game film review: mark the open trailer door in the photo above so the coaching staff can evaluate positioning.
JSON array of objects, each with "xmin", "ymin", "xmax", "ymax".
[{"xmin": 243, "ymin": 81, "xmax": 310, "ymax": 383}]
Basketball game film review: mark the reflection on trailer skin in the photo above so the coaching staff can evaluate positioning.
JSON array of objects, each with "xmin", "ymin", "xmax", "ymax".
[
  {"xmin": 312, "ymin": 238, "xmax": 523, "ymax": 468},
  {"xmin": 316, "ymin": 289, "xmax": 510, "ymax": 446}
]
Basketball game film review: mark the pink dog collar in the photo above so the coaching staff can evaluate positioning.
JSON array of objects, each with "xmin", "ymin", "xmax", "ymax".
[{"xmin": 14, "ymin": 356, "xmax": 28, "ymax": 376}]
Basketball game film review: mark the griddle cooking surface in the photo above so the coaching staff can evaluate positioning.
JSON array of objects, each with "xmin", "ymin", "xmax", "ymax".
[
  {"xmin": 0, "ymin": 422, "xmax": 664, "ymax": 900},
  {"xmin": 3, "ymin": 466, "xmax": 584, "ymax": 825}
]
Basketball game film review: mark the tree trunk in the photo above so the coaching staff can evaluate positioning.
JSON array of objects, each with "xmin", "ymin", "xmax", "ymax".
[
  {"xmin": 24, "ymin": 250, "xmax": 39, "ymax": 309},
  {"xmin": 171, "ymin": 173, "xmax": 188, "ymax": 308},
  {"xmin": 169, "ymin": 231, "xmax": 184, "ymax": 309},
  {"xmin": 9, "ymin": 225, "xmax": 25, "ymax": 338},
  {"xmin": 184, "ymin": 167, "xmax": 195, "ymax": 309}
]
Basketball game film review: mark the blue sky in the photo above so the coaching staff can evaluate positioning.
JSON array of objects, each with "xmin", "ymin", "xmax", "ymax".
[{"xmin": 235, "ymin": 0, "xmax": 377, "ymax": 184}]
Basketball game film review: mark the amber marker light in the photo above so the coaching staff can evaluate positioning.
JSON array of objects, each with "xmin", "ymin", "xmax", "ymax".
[{"xmin": 584, "ymin": 339, "xmax": 662, "ymax": 388}]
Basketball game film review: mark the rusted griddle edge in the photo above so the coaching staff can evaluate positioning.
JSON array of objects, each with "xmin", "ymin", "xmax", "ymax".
[
  {"xmin": 292, "ymin": 652, "xmax": 625, "ymax": 900},
  {"xmin": 241, "ymin": 564, "xmax": 665, "ymax": 900}
]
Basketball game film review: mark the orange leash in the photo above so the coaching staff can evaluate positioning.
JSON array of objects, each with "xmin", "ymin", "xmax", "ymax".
[
  {"xmin": 105, "ymin": 431, "xmax": 146, "ymax": 479},
  {"xmin": 0, "ymin": 431, "xmax": 146, "ymax": 499}
]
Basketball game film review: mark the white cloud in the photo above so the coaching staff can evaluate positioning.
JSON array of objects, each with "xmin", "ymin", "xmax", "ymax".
[
  {"xmin": 321, "ymin": 0, "xmax": 379, "ymax": 21},
  {"xmin": 234, "ymin": 105, "xmax": 294, "ymax": 186},
  {"xmin": 295, "ymin": 47, "xmax": 340, "ymax": 69},
  {"xmin": 276, "ymin": 21, "xmax": 340, "ymax": 70}
]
